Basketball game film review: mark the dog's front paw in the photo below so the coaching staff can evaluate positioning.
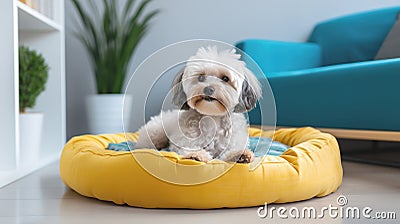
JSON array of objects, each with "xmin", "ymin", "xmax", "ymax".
[
  {"xmin": 183, "ymin": 150, "xmax": 212, "ymax": 163},
  {"xmin": 237, "ymin": 149, "xmax": 254, "ymax": 163}
]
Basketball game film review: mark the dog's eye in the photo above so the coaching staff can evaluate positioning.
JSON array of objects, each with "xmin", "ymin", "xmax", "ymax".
[
  {"xmin": 221, "ymin": 76, "xmax": 230, "ymax": 82},
  {"xmin": 198, "ymin": 75, "xmax": 206, "ymax": 82}
]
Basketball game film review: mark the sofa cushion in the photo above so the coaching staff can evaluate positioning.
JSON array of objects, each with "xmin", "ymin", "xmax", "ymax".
[
  {"xmin": 308, "ymin": 7, "xmax": 400, "ymax": 65},
  {"xmin": 375, "ymin": 12, "xmax": 400, "ymax": 60}
]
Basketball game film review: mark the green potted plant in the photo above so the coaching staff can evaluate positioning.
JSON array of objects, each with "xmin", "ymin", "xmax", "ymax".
[
  {"xmin": 71, "ymin": 0, "xmax": 159, "ymax": 134},
  {"xmin": 19, "ymin": 46, "xmax": 49, "ymax": 166}
]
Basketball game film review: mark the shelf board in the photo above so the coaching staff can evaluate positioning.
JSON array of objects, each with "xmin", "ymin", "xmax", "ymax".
[
  {"xmin": 0, "ymin": 153, "xmax": 60, "ymax": 188},
  {"xmin": 17, "ymin": 1, "xmax": 61, "ymax": 31}
]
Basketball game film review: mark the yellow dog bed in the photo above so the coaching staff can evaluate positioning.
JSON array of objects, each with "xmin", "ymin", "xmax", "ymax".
[{"xmin": 60, "ymin": 127, "xmax": 342, "ymax": 209}]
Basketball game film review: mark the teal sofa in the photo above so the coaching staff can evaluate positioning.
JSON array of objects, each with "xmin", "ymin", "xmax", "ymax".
[{"xmin": 237, "ymin": 7, "xmax": 400, "ymax": 131}]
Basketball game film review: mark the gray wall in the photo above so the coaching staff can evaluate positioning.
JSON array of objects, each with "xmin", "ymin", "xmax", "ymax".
[{"xmin": 66, "ymin": 0, "xmax": 400, "ymax": 138}]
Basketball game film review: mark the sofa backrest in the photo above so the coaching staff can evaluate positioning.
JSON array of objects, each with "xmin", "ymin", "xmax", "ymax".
[{"xmin": 308, "ymin": 7, "xmax": 400, "ymax": 66}]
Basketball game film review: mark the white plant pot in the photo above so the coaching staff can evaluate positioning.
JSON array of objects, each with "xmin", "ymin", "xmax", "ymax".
[
  {"xmin": 19, "ymin": 113, "xmax": 43, "ymax": 167},
  {"xmin": 86, "ymin": 94, "xmax": 132, "ymax": 134}
]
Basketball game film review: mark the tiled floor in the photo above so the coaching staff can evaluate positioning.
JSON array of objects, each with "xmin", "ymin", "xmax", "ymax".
[{"xmin": 0, "ymin": 161, "xmax": 398, "ymax": 224}]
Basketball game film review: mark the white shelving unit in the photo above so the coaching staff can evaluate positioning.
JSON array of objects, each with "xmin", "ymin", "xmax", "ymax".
[{"xmin": 0, "ymin": 0, "xmax": 65, "ymax": 187}]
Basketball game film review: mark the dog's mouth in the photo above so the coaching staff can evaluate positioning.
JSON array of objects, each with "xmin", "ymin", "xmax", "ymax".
[
  {"xmin": 201, "ymin": 96, "xmax": 217, "ymax": 102},
  {"xmin": 188, "ymin": 95, "xmax": 227, "ymax": 116},
  {"xmin": 193, "ymin": 95, "xmax": 222, "ymax": 105}
]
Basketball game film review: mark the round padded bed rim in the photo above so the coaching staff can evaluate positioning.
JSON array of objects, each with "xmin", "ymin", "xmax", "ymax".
[{"xmin": 60, "ymin": 127, "xmax": 343, "ymax": 209}]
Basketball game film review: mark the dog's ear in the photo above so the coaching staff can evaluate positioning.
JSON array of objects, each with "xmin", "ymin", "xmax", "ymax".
[
  {"xmin": 172, "ymin": 69, "xmax": 190, "ymax": 110},
  {"xmin": 234, "ymin": 68, "xmax": 262, "ymax": 113}
]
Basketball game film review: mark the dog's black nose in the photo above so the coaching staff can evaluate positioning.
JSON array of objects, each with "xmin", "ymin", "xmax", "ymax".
[{"xmin": 203, "ymin": 86, "xmax": 215, "ymax": 96}]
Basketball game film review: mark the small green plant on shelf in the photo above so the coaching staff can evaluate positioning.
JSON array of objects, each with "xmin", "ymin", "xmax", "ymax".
[
  {"xmin": 71, "ymin": 0, "xmax": 159, "ymax": 94},
  {"xmin": 19, "ymin": 46, "xmax": 49, "ymax": 113}
]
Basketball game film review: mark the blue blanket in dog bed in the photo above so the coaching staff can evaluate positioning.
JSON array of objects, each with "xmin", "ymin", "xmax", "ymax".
[{"xmin": 107, "ymin": 137, "xmax": 290, "ymax": 157}]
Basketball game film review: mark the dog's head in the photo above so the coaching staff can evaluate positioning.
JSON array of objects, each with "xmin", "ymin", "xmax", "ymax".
[{"xmin": 172, "ymin": 46, "xmax": 261, "ymax": 116}]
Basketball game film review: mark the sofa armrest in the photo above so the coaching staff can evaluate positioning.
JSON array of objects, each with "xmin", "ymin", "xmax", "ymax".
[{"xmin": 236, "ymin": 39, "xmax": 322, "ymax": 76}]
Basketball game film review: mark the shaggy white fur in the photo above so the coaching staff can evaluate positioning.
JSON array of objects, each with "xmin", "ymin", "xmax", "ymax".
[{"xmin": 135, "ymin": 46, "xmax": 261, "ymax": 163}]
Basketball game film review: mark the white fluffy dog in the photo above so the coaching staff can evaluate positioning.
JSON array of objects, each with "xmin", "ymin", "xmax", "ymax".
[{"xmin": 135, "ymin": 46, "xmax": 261, "ymax": 163}]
